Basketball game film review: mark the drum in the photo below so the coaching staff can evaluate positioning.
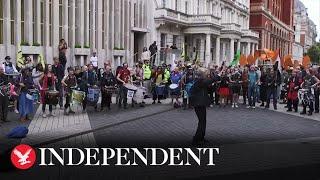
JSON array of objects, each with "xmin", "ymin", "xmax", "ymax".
[
  {"xmin": 169, "ymin": 84, "xmax": 179, "ymax": 90},
  {"xmin": 124, "ymin": 84, "xmax": 138, "ymax": 99},
  {"xmin": 46, "ymin": 90, "xmax": 59, "ymax": 105},
  {"xmin": 103, "ymin": 86, "xmax": 117, "ymax": 94},
  {"xmin": 298, "ymin": 89, "xmax": 311, "ymax": 104},
  {"xmin": 27, "ymin": 89, "xmax": 39, "ymax": 101},
  {"xmin": 155, "ymin": 85, "xmax": 165, "ymax": 96},
  {"xmin": 87, "ymin": 87, "xmax": 100, "ymax": 103},
  {"xmin": 133, "ymin": 86, "xmax": 146, "ymax": 103},
  {"xmin": 71, "ymin": 90, "xmax": 86, "ymax": 104}
]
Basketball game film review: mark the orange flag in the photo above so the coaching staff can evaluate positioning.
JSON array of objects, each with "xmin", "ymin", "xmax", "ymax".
[
  {"xmin": 247, "ymin": 55, "xmax": 255, "ymax": 65},
  {"xmin": 271, "ymin": 49, "xmax": 280, "ymax": 62},
  {"xmin": 302, "ymin": 55, "xmax": 311, "ymax": 68},
  {"xmin": 239, "ymin": 55, "xmax": 247, "ymax": 66}
]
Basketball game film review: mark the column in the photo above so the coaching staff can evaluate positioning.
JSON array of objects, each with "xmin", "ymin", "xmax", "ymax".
[
  {"xmin": 96, "ymin": 0, "xmax": 102, "ymax": 50},
  {"xmin": 246, "ymin": 42, "xmax": 251, "ymax": 56},
  {"xmin": 251, "ymin": 44, "xmax": 255, "ymax": 55},
  {"xmin": 230, "ymin": 39, "xmax": 235, "ymax": 63},
  {"xmin": 85, "ymin": 0, "xmax": 89, "ymax": 46},
  {"xmin": 221, "ymin": 42, "xmax": 226, "ymax": 62},
  {"xmin": 25, "ymin": 0, "xmax": 33, "ymax": 44},
  {"xmin": 36, "ymin": 0, "xmax": 41, "ymax": 44},
  {"xmin": 91, "ymin": 0, "xmax": 96, "ymax": 49},
  {"xmin": 44, "ymin": 0, "xmax": 50, "ymax": 47},
  {"xmin": 69, "ymin": 0, "xmax": 76, "ymax": 66},
  {"xmin": 105, "ymin": 0, "xmax": 110, "ymax": 58},
  {"xmin": 236, "ymin": 40, "xmax": 241, "ymax": 52},
  {"xmin": 63, "ymin": 0, "xmax": 68, "ymax": 40},
  {"xmin": 121, "ymin": 0, "xmax": 125, "ymax": 48},
  {"xmin": 3, "ymin": 0, "xmax": 10, "ymax": 47},
  {"xmin": 15, "ymin": 0, "xmax": 21, "ymax": 47},
  {"xmin": 205, "ymin": 34, "xmax": 211, "ymax": 67},
  {"xmin": 52, "ymin": 0, "xmax": 59, "ymax": 55},
  {"xmin": 215, "ymin": 37, "xmax": 220, "ymax": 65}
]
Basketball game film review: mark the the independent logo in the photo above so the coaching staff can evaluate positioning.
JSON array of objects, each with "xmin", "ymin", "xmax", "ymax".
[{"xmin": 11, "ymin": 144, "xmax": 36, "ymax": 170}]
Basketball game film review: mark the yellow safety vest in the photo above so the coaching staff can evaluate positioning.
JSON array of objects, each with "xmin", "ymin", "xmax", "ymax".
[
  {"xmin": 143, "ymin": 64, "xmax": 151, "ymax": 80},
  {"xmin": 164, "ymin": 69, "xmax": 170, "ymax": 83}
]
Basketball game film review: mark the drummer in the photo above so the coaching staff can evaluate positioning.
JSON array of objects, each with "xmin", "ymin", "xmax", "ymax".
[
  {"xmin": 117, "ymin": 62, "xmax": 132, "ymax": 109},
  {"xmin": 300, "ymin": 68, "xmax": 320, "ymax": 116},
  {"xmin": 52, "ymin": 57, "xmax": 65, "ymax": 109},
  {"xmin": 152, "ymin": 66, "xmax": 165, "ymax": 104},
  {"xmin": 0, "ymin": 66, "xmax": 9, "ymax": 123},
  {"xmin": 133, "ymin": 62, "xmax": 145, "ymax": 107},
  {"xmin": 62, "ymin": 67, "xmax": 77, "ymax": 115},
  {"xmin": 18, "ymin": 68, "xmax": 35, "ymax": 122},
  {"xmin": 170, "ymin": 67, "xmax": 183, "ymax": 106},
  {"xmin": 2, "ymin": 56, "xmax": 18, "ymax": 74},
  {"xmin": 181, "ymin": 64, "xmax": 195, "ymax": 109},
  {"xmin": 100, "ymin": 65, "xmax": 116, "ymax": 111},
  {"xmin": 40, "ymin": 64, "xmax": 56, "ymax": 118},
  {"xmin": 82, "ymin": 64, "xmax": 98, "ymax": 111}
]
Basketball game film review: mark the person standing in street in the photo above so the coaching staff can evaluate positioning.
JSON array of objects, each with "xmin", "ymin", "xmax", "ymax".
[
  {"xmin": 149, "ymin": 41, "xmax": 158, "ymax": 66},
  {"xmin": 247, "ymin": 65, "xmax": 259, "ymax": 109},
  {"xmin": 190, "ymin": 68, "xmax": 213, "ymax": 146},
  {"xmin": 0, "ymin": 66, "xmax": 9, "ymax": 124},
  {"xmin": 90, "ymin": 51, "xmax": 99, "ymax": 73},
  {"xmin": 52, "ymin": 57, "xmax": 65, "ymax": 109}
]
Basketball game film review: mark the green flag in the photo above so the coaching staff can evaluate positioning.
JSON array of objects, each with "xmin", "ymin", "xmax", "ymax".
[
  {"xmin": 181, "ymin": 43, "xmax": 185, "ymax": 59},
  {"xmin": 230, "ymin": 50, "xmax": 241, "ymax": 67}
]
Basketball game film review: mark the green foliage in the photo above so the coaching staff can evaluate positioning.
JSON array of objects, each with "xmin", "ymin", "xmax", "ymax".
[
  {"xmin": 74, "ymin": 44, "xmax": 82, "ymax": 48},
  {"xmin": 307, "ymin": 44, "xmax": 320, "ymax": 64},
  {"xmin": 20, "ymin": 42, "xmax": 30, "ymax": 46},
  {"xmin": 114, "ymin": 47, "xmax": 125, "ymax": 50},
  {"xmin": 33, "ymin": 42, "xmax": 41, "ymax": 46},
  {"xmin": 84, "ymin": 45, "xmax": 90, "ymax": 48}
]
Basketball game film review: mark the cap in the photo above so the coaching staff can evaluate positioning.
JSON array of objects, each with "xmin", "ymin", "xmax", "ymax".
[{"xmin": 5, "ymin": 56, "xmax": 11, "ymax": 60}]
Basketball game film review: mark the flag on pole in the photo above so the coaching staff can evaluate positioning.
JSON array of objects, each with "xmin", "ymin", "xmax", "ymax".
[
  {"xmin": 16, "ymin": 44, "xmax": 24, "ymax": 69},
  {"xmin": 230, "ymin": 50, "xmax": 241, "ymax": 67},
  {"xmin": 275, "ymin": 54, "xmax": 282, "ymax": 73},
  {"xmin": 38, "ymin": 54, "xmax": 46, "ymax": 69},
  {"xmin": 180, "ymin": 43, "xmax": 185, "ymax": 59}
]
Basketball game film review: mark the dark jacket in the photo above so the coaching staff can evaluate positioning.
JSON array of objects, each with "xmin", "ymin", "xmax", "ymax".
[
  {"xmin": 190, "ymin": 78, "xmax": 213, "ymax": 107},
  {"xmin": 52, "ymin": 64, "xmax": 65, "ymax": 81}
]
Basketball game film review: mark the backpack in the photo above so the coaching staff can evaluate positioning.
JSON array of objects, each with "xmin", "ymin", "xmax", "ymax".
[{"xmin": 7, "ymin": 126, "xmax": 29, "ymax": 138}]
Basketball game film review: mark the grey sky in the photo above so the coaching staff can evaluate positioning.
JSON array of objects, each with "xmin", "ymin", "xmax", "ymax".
[{"xmin": 300, "ymin": 0, "xmax": 320, "ymax": 41}]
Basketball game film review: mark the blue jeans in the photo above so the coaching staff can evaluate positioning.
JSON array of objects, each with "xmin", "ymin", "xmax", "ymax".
[
  {"xmin": 256, "ymin": 85, "xmax": 260, "ymax": 102},
  {"xmin": 248, "ymin": 85, "xmax": 256, "ymax": 107}
]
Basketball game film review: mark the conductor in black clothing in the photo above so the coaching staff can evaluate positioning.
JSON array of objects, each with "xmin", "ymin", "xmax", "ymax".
[{"xmin": 190, "ymin": 68, "xmax": 213, "ymax": 145}]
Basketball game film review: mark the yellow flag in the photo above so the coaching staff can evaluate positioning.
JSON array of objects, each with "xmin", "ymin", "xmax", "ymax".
[
  {"xmin": 38, "ymin": 54, "xmax": 46, "ymax": 69},
  {"xmin": 16, "ymin": 44, "xmax": 24, "ymax": 68}
]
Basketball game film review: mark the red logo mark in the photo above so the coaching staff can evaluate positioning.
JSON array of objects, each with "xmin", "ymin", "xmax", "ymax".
[{"xmin": 11, "ymin": 144, "xmax": 36, "ymax": 170}]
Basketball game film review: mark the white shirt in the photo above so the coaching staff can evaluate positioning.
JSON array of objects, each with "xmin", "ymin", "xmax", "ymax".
[
  {"xmin": 90, "ymin": 56, "xmax": 98, "ymax": 67},
  {"xmin": 141, "ymin": 51, "xmax": 151, "ymax": 61}
]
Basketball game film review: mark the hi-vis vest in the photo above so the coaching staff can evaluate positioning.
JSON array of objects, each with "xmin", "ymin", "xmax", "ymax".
[
  {"xmin": 143, "ymin": 64, "xmax": 151, "ymax": 80},
  {"xmin": 164, "ymin": 69, "xmax": 170, "ymax": 83}
]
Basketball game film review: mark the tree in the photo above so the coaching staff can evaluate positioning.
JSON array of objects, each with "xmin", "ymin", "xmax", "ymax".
[{"xmin": 307, "ymin": 44, "xmax": 320, "ymax": 64}]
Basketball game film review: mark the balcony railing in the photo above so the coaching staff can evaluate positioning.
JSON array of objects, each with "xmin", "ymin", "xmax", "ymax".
[
  {"xmin": 242, "ymin": 29, "xmax": 260, "ymax": 38},
  {"xmin": 155, "ymin": 8, "xmax": 221, "ymax": 26},
  {"xmin": 221, "ymin": 23, "xmax": 241, "ymax": 33}
]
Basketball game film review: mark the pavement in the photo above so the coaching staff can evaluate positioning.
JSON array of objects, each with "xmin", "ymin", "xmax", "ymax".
[{"xmin": 1, "ymin": 98, "xmax": 320, "ymax": 179}]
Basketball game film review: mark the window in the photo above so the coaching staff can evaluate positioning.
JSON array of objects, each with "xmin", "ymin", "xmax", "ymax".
[
  {"xmin": 10, "ymin": 0, "xmax": 15, "ymax": 44},
  {"xmin": 197, "ymin": 0, "xmax": 200, "ymax": 14},
  {"xmin": 175, "ymin": 0, "xmax": 178, "ymax": 11},
  {"xmin": 160, "ymin": 34, "xmax": 166, "ymax": 48}
]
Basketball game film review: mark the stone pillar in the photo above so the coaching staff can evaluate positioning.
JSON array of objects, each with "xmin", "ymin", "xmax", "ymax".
[
  {"xmin": 90, "ymin": 0, "xmax": 96, "ymax": 49},
  {"xmin": 200, "ymin": 36, "xmax": 205, "ymax": 63},
  {"xmin": 85, "ymin": 0, "xmax": 89, "ymax": 46},
  {"xmin": 69, "ymin": 0, "xmax": 76, "ymax": 66},
  {"xmin": 44, "ymin": 0, "xmax": 50, "ymax": 47},
  {"xmin": 96, "ymin": 0, "xmax": 102, "ymax": 50},
  {"xmin": 25, "ymin": 0, "xmax": 33, "ymax": 44},
  {"xmin": 205, "ymin": 34, "xmax": 211, "ymax": 67},
  {"xmin": 230, "ymin": 39, "xmax": 235, "ymax": 63},
  {"xmin": 215, "ymin": 37, "xmax": 220, "ymax": 65},
  {"xmin": 236, "ymin": 40, "xmax": 241, "ymax": 52},
  {"xmin": 3, "ymin": 0, "xmax": 11, "ymax": 53},
  {"xmin": 15, "ymin": 0, "xmax": 21, "ymax": 47},
  {"xmin": 52, "ymin": 0, "xmax": 59, "ymax": 56},
  {"xmin": 247, "ymin": 42, "xmax": 251, "ymax": 56},
  {"xmin": 62, "ymin": 0, "xmax": 68, "ymax": 40},
  {"xmin": 35, "ymin": 0, "xmax": 41, "ymax": 44},
  {"xmin": 222, "ymin": 42, "xmax": 226, "ymax": 63}
]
